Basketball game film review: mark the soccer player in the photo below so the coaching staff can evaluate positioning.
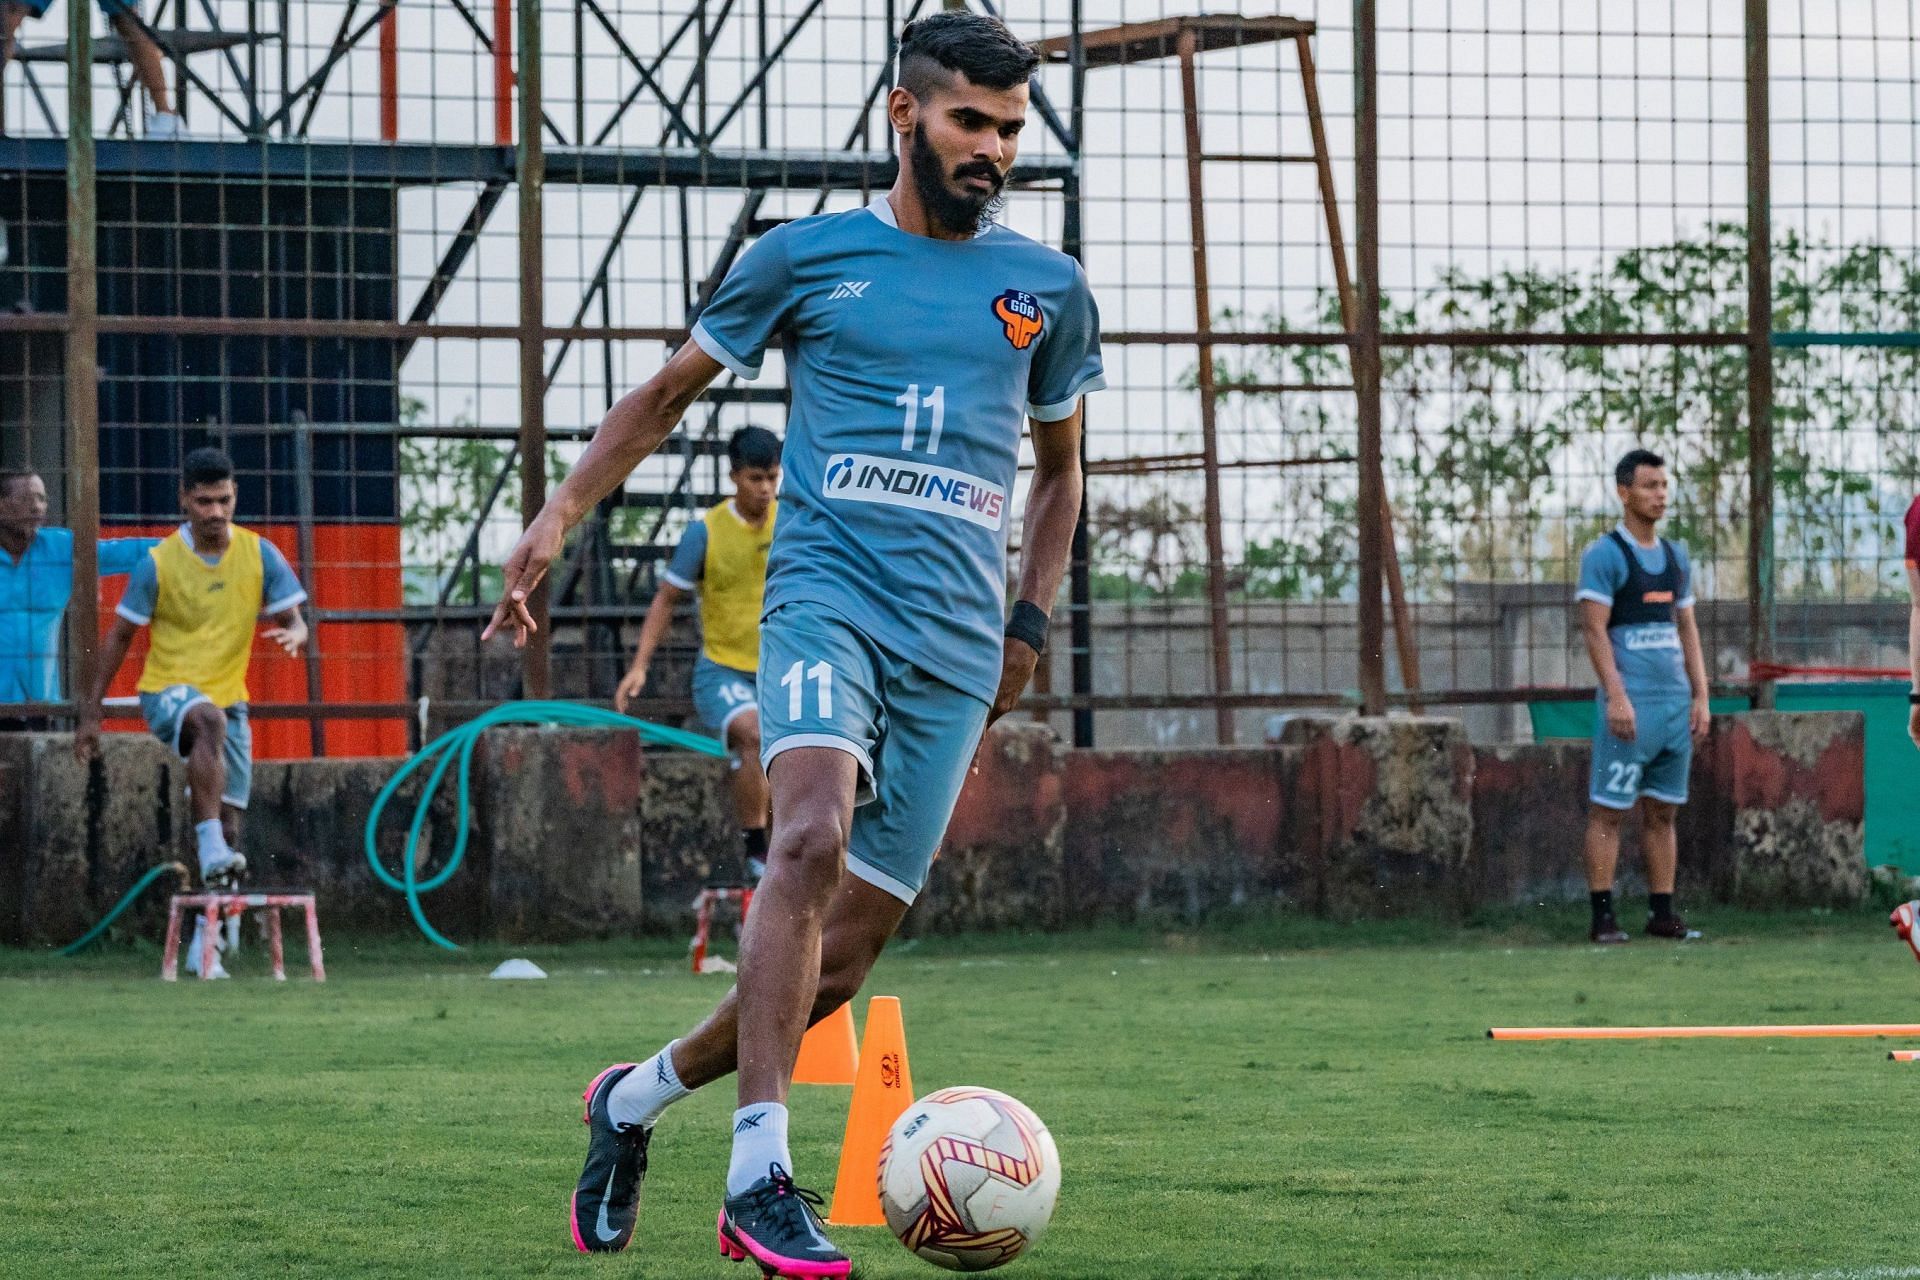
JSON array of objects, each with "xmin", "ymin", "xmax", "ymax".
[
  {"xmin": 1, "ymin": 0, "xmax": 181, "ymax": 137},
  {"xmin": 1576, "ymin": 449, "xmax": 1711, "ymax": 944},
  {"xmin": 76, "ymin": 448, "xmax": 308, "ymax": 950},
  {"xmin": 0, "ymin": 468, "xmax": 157, "ymax": 726},
  {"xmin": 485, "ymin": 14, "xmax": 1101, "ymax": 1271},
  {"xmin": 1906, "ymin": 493, "xmax": 1919, "ymax": 752},
  {"xmin": 614, "ymin": 426, "xmax": 781, "ymax": 881}
]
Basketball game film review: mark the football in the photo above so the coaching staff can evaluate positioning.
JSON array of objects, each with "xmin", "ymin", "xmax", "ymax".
[{"xmin": 877, "ymin": 1087, "xmax": 1060, "ymax": 1272}]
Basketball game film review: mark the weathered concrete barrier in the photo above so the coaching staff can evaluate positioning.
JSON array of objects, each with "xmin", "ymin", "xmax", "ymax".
[{"xmin": 0, "ymin": 709, "xmax": 1868, "ymax": 946}]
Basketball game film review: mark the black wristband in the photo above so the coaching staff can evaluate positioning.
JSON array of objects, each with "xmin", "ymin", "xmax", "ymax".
[
  {"xmin": 1910, "ymin": 691, "xmax": 1920, "ymax": 706},
  {"xmin": 1004, "ymin": 600, "xmax": 1049, "ymax": 654}
]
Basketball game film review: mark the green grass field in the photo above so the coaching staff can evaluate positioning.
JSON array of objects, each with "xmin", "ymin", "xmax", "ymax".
[{"xmin": 7, "ymin": 910, "xmax": 1920, "ymax": 1279}]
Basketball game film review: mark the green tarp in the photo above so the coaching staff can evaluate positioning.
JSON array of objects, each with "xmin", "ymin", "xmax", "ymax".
[{"xmin": 1529, "ymin": 683, "xmax": 1918, "ymax": 873}]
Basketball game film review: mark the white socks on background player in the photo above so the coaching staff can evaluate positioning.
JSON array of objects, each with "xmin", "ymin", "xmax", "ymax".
[
  {"xmin": 195, "ymin": 818, "xmax": 233, "ymax": 876},
  {"xmin": 604, "ymin": 1043, "xmax": 794, "ymax": 1193}
]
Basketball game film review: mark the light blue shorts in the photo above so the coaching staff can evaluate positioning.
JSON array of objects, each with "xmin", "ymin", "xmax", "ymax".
[
  {"xmin": 20, "ymin": 0, "xmax": 135, "ymax": 19},
  {"xmin": 139, "ymin": 684, "xmax": 253, "ymax": 809},
  {"xmin": 691, "ymin": 655, "xmax": 757, "ymax": 739},
  {"xmin": 1589, "ymin": 696, "xmax": 1691, "ymax": 810},
  {"xmin": 757, "ymin": 600, "xmax": 990, "ymax": 904}
]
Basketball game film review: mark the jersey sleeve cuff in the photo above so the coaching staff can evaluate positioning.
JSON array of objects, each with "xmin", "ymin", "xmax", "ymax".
[
  {"xmin": 265, "ymin": 589, "xmax": 309, "ymax": 614},
  {"xmin": 689, "ymin": 322, "xmax": 764, "ymax": 381},
  {"xmin": 662, "ymin": 570, "xmax": 698, "ymax": 591},
  {"xmin": 1676, "ymin": 596, "xmax": 1696, "ymax": 610},
  {"xmin": 1576, "ymin": 589, "xmax": 1613, "ymax": 607},
  {"xmin": 114, "ymin": 603, "xmax": 152, "ymax": 626},
  {"xmin": 1027, "ymin": 371, "xmax": 1109, "ymax": 422}
]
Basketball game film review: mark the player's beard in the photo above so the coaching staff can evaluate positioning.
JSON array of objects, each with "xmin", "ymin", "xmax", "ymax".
[{"xmin": 911, "ymin": 123, "xmax": 1005, "ymax": 237}]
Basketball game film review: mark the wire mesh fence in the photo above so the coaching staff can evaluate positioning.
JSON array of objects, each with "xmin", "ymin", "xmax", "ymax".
[{"xmin": 2, "ymin": 0, "xmax": 1916, "ymax": 755}]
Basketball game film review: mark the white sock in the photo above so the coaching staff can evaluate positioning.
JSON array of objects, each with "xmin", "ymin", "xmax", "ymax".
[
  {"xmin": 606, "ymin": 1043, "xmax": 694, "ymax": 1130},
  {"xmin": 727, "ymin": 1102, "xmax": 791, "ymax": 1196},
  {"xmin": 195, "ymin": 819, "xmax": 229, "ymax": 870}
]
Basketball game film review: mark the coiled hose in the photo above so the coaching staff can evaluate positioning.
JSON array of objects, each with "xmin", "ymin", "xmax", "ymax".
[
  {"xmin": 363, "ymin": 701, "xmax": 728, "ymax": 950},
  {"xmin": 60, "ymin": 862, "xmax": 191, "ymax": 956}
]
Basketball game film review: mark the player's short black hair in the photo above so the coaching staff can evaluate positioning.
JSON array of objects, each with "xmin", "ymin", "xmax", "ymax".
[
  {"xmin": 728, "ymin": 426, "xmax": 781, "ymax": 472},
  {"xmin": 0, "ymin": 468, "xmax": 37, "ymax": 498},
  {"xmin": 1614, "ymin": 448, "xmax": 1666, "ymax": 489},
  {"xmin": 182, "ymin": 446, "xmax": 235, "ymax": 490},
  {"xmin": 897, "ymin": 11, "xmax": 1039, "ymax": 99}
]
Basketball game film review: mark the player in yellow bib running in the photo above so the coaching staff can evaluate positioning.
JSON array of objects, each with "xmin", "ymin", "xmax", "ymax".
[
  {"xmin": 615, "ymin": 426, "xmax": 780, "ymax": 879},
  {"xmin": 77, "ymin": 449, "xmax": 308, "ymax": 973}
]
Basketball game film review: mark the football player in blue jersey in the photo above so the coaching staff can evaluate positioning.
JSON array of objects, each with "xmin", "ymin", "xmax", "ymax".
[
  {"xmin": 484, "ymin": 13, "xmax": 1104, "ymax": 1272},
  {"xmin": 1575, "ymin": 449, "xmax": 1711, "ymax": 945}
]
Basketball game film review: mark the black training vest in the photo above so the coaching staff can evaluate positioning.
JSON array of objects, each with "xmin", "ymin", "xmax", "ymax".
[{"xmin": 1605, "ymin": 530, "xmax": 1682, "ymax": 629}]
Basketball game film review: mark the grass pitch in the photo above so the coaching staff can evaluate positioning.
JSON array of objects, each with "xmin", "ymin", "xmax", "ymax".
[{"xmin": 5, "ymin": 909, "xmax": 1920, "ymax": 1279}]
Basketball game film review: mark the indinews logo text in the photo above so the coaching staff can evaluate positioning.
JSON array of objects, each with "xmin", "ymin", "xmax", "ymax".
[{"xmin": 822, "ymin": 453, "xmax": 1006, "ymax": 530}]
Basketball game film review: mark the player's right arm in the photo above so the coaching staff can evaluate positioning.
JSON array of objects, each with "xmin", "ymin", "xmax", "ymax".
[
  {"xmin": 615, "ymin": 580, "xmax": 687, "ymax": 713},
  {"xmin": 73, "ymin": 615, "xmax": 141, "ymax": 762},
  {"xmin": 484, "ymin": 342, "xmax": 726, "ymax": 647},
  {"xmin": 1578, "ymin": 600, "xmax": 1635, "ymax": 742}
]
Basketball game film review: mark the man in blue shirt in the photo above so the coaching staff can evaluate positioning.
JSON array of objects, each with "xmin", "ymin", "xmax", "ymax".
[
  {"xmin": 486, "ymin": 13, "xmax": 1102, "ymax": 1271},
  {"xmin": 0, "ymin": 469, "xmax": 157, "ymax": 721},
  {"xmin": 1576, "ymin": 449, "xmax": 1711, "ymax": 944}
]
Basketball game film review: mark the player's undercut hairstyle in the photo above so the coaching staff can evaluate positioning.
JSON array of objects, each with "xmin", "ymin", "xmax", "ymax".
[
  {"xmin": 1615, "ymin": 448, "xmax": 1666, "ymax": 489},
  {"xmin": 728, "ymin": 425, "xmax": 781, "ymax": 472},
  {"xmin": 896, "ymin": 11, "xmax": 1040, "ymax": 99},
  {"xmin": 0, "ymin": 468, "xmax": 36, "ymax": 498},
  {"xmin": 182, "ymin": 446, "xmax": 236, "ymax": 491}
]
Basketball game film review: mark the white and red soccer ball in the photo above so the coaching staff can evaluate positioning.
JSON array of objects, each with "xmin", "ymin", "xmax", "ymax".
[{"xmin": 877, "ymin": 1087, "xmax": 1060, "ymax": 1272}]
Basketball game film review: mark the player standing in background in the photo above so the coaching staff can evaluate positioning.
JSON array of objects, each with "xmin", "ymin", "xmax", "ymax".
[
  {"xmin": 615, "ymin": 425, "xmax": 781, "ymax": 882},
  {"xmin": 484, "ymin": 13, "xmax": 1102, "ymax": 1273},
  {"xmin": 75, "ymin": 448, "xmax": 309, "ymax": 975},
  {"xmin": 1, "ymin": 0, "xmax": 182, "ymax": 137},
  {"xmin": 1576, "ymin": 449, "xmax": 1711, "ymax": 945},
  {"xmin": 1906, "ymin": 493, "xmax": 1919, "ymax": 752}
]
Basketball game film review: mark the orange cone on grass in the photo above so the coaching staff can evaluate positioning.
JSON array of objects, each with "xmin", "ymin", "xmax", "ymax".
[
  {"xmin": 827, "ymin": 995, "xmax": 913, "ymax": 1225},
  {"xmin": 792, "ymin": 1002, "xmax": 859, "ymax": 1086}
]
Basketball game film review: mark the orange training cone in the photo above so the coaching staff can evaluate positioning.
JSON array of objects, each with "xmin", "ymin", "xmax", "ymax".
[
  {"xmin": 793, "ymin": 1002, "xmax": 859, "ymax": 1086},
  {"xmin": 827, "ymin": 995, "xmax": 913, "ymax": 1225}
]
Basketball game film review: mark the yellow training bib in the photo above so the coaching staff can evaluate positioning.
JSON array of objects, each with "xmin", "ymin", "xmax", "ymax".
[
  {"xmin": 137, "ymin": 526, "xmax": 265, "ymax": 707},
  {"xmin": 698, "ymin": 500, "xmax": 775, "ymax": 672}
]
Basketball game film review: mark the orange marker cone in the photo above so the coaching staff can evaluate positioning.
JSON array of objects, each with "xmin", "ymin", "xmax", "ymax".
[
  {"xmin": 827, "ymin": 995, "xmax": 913, "ymax": 1226},
  {"xmin": 793, "ymin": 1002, "xmax": 859, "ymax": 1086}
]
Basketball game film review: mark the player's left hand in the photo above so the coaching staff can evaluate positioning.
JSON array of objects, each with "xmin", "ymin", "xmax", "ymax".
[
  {"xmin": 263, "ymin": 618, "xmax": 308, "ymax": 658},
  {"xmin": 1689, "ymin": 695, "xmax": 1711, "ymax": 743},
  {"xmin": 986, "ymin": 637, "xmax": 1040, "ymax": 728}
]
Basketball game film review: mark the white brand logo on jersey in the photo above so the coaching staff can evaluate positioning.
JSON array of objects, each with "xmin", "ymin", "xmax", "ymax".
[
  {"xmin": 1621, "ymin": 625, "xmax": 1681, "ymax": 652},
  {"xmin": 829, "ymin": 281, "xmax": 871, "ymax": 300},
  {"xmin": 822, "ymin": 453, "xmax": 1006, "ymax": 530}
]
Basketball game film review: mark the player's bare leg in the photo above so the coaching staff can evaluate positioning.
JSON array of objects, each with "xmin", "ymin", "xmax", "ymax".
[
  {"xmin": 726, "ymin": 710, "xmax": 771, "ymax": 878},
  {"xmin": 1583, "ymin": 803, "xmax": 1630, "ymax": 943},
  {"xmin": 180, "ymin": 703, "xmax": 244, "ymax": 882},
  {"xmin": 1639, "ymin": 797, "xmax": 1693, "ymax": 938}
]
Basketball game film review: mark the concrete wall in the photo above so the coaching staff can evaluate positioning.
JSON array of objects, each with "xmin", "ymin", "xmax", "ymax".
[{"xmin": 0, "ymin": 710, "xmax": 1867, "ymax": 946}]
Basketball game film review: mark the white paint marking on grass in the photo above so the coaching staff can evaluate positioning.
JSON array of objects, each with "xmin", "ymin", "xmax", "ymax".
[{"xmin": 1637, "ymin": 1267, "xmax": 1920, "ymax": 1280}]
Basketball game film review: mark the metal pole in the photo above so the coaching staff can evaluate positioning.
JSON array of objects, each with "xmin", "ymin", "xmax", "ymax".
[
  {"xmin": 1352, "ymin": 0, "xmax": 1387, "ymax": 716},
  {"xmin": 1176, "ymin": 27, "xmax": 1236, "ymax": 745},
  {"xmin": 1065, "ymin": 0, "xmax": 1092, "ymax": 749},
  {"xmin": 494, "ymin": 0, "xmax": 514, "ymax": 145},
  {"xmin": 518, "ymin": 0, "xmax": 551, "ymax": 697},
  {"xmin": 291, "ymin": 414, "xmax": 327, "ymax": 754},
  {"xmin": 1745, "ymin": 0, "xmax": 1775, "ymax": 710},
  {"xmin": 65, "ymin": 0, "xmax": 100, "ymax": 718}
]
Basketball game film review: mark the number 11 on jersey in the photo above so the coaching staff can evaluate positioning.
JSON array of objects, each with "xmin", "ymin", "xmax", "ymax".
[{"xmin": 896, "ymin": 383, "xmax": 945, "ymax": 454}]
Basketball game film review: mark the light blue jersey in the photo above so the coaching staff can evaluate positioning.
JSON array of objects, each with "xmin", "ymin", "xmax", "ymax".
[
  {"xmin": 1576, "ymin": 526, "xmax": 1695, "ymax": 702},
  {"xmin": 0, "ymin": 529, "xmax": 158, "ymax": 702},
  {"xmin": 690, "ymin": 197, "xmax": 1105, "ymax": 702}
]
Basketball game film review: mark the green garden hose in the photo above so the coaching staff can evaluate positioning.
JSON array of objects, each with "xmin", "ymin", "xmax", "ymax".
[
  {"xmin": 363, "ymin": 701, "xmax": 728, "ymax": 950},
  {"xmin": 59, "ymin": 862, "xmax": 190, "ymax": 956}
]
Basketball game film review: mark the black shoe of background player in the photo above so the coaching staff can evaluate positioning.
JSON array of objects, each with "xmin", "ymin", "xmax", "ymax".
[
  {"xmin": 1589, "ymin": 914, "xmax": 1630, "ymax": 944},
  {"xmin": 569, "ymin": 1063, "xmax": 649, "ymax": 1253},
  {"xmin": 718, "ymin": 1163, "xmax": 850, "ymax": 1278},
  {"xmin": 1646, "ymin": 912, "xmax": 1700, "ymax": 941}
]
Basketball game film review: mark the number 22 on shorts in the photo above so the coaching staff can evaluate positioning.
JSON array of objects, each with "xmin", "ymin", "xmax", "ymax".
[
  {"xmin": 1605, "ymin": 761, "xmax": 1642, "ymax": 796},
  {"xmin": 781, "ymin": 659, "xmax": 834, "ymax": 720}
]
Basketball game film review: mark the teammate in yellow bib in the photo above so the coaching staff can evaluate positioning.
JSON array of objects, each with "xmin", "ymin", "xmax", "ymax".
[
  {"xmin": 616, "ymin": 427, "xmax": 779, "ymax": 877},
  {"xmin": 77, "ymin": 449, "xmax": 308, "ymax": 927}
]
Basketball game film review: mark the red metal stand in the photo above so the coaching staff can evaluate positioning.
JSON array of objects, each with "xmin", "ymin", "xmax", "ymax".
[
  {"xmin": 162, "ymin": 892, "xmax": 326, "ymax": 982},
  {"xmin": 690, "ymin": 886, "xmax": 753, "ymax": 973}
]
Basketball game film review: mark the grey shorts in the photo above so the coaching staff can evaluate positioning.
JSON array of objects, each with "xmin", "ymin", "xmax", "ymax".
[
  {"xmin": 139, "ymin": 684, "xmax": 253, "ymax": 809},
  {"xmin": 691, "ymin": 655, "xmax": 758, "ymax": 739},
  {"xmin": 1589, "ymin": 697, "xmax": 1691, "ymax": 810}
]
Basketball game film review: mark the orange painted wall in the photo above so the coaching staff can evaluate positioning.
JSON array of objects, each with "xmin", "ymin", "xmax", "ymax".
[{"xmin": 99, "ymin": 523, "xmax": 408, "ymax": 760}]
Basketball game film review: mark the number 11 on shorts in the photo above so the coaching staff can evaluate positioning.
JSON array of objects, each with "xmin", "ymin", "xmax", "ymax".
[{"xmin": 781, "ymin": 659, "xmax": 834, "ymax": 719}]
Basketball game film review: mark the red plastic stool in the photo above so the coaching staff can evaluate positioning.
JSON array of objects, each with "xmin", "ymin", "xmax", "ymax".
[{"xmin": 162, "ymin": 892, "xmax": 326, "ymax": 982}]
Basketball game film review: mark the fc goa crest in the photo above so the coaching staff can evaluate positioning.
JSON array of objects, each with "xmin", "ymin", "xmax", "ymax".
[{"xmin": 993, "ymin": 289, "xmax": 1045, "ymax": 350}]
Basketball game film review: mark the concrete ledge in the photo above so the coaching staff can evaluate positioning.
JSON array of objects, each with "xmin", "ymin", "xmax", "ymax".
[{"xmin": 917, "ymin": 723, "xmax": 1068, "ymax": 933}]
